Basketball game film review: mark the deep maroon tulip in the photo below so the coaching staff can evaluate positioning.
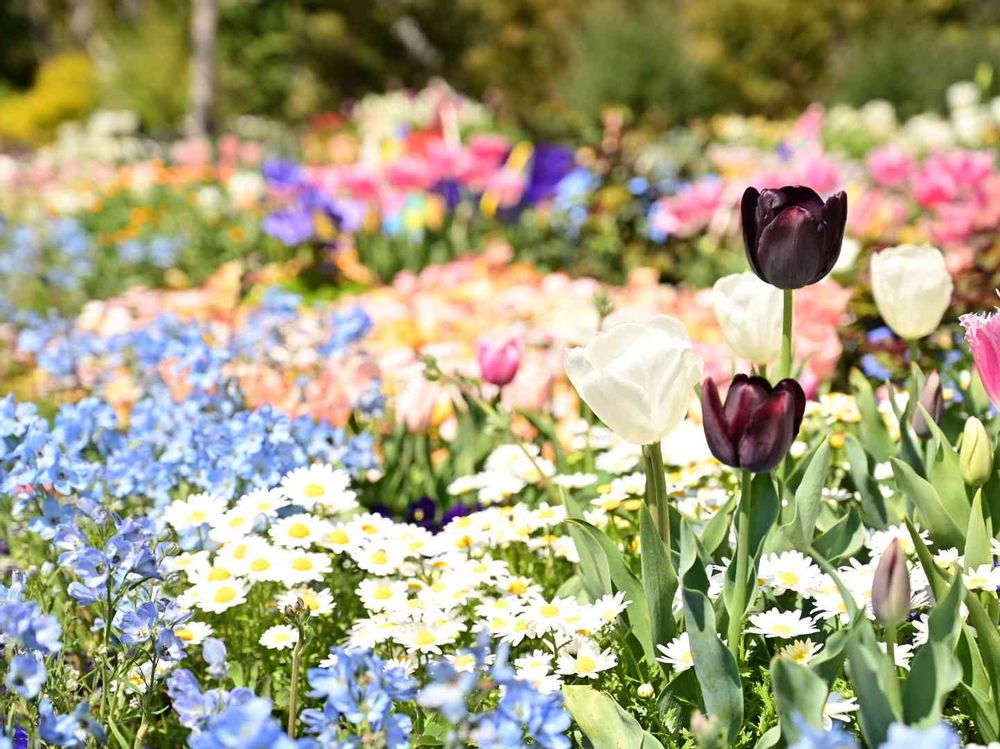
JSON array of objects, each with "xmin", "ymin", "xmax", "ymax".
[
  {"xmin": 701, "ymin": 374, "xmax": 806, "ymax": 473},
  {"xmin": 911, "ymin": 370, "xmax": 943, "ymax": 438},
  {"xmin": 741, "ymin": 185, "xmax": 847, "ymax": 289}
]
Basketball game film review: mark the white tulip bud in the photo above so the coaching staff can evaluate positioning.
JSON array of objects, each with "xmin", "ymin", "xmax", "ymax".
[
  {"xmin": 871, "ymin": 244, "xmax": 953, "ymax": 340},
  {"xmin": 711, "ymin": 272, "xmax": 783, "ymax": 364}
]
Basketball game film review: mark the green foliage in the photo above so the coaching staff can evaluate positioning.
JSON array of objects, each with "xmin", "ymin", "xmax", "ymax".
[
  {"xmin": 558, "ymin": 0, "xmax": 712, "ymax": 126},
  {"xmin": 104, "ymin": 2, "xmax": 189, "ymax": 134}
]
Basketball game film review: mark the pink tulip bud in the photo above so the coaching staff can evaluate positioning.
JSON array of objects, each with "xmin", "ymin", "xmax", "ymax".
[
  {"xmin": 477, "ymin": 338, "xmax": 522, "ymax": 387},
  {"xmin": 871, "ymin": 538, "xmax": 911, "ymax": 626}
]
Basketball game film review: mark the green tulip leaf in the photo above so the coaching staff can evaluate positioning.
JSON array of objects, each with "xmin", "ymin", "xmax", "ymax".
[
  {"xmin": 965, "ymin": 489, "xmax": 992, "ymax": 571},
  {"xmin": 566, "ymin": 519, "xmax": 655, "ymax": 664},
  {"xmin": 891, "ymin": 458, "xmax": 965, "ymax": 549},
  {"xmin": 812, "ymin": 506, "xmax": 865, "ymax": 562},
  {"xmin": 771, "ymin": 656, "xmax": 828, "ymax": 740},
  {"xmin": 679, "ymin": 521, "xmax": 743, "ymax": 741},
  {"xmin": 700, "ymin": 494, "xmax": 737, "ymax": 557},
  {"xmin": 845, "ymin": 619, "xmax": 902, "ymax": 747},
  {"xmin": 903, "ymin": 572, "xmax": 964, "ymax": 726},
  {"xmin": 639, "ymin": 502, "xmax": 677, "ymax": 652},
  {"xmin": 562, "ymin": 685, "xmax": 666, "ymax": 749},
  {"xmin": 843, "ymin": 433, "xmax": 890, "ymax": 528},
  {"xmin": 849, "ymin": 368, "xmax": 895, "ymax": 462}
]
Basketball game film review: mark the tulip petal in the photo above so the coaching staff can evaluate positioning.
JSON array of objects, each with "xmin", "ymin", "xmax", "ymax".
[
  {"xmin": 754, "ymin": 205, "xmax": 824, "ymax": 289},
  {"xmin": 722, "ymin": 374, "xmax": 770, "ymax": 445},
  {"xmin": 820, "ymin": 191, "xmax": 848, "ymax": 276},
  {"xmin": 701, "ymin": 378, "xmax": 737, "ymax": 467},
  {"xmin": 741, "ymin": 187, "xmax": 763, "ymax": 276},
  {"xmin": 772, "ymin": 378, "xmax": 806, "ymax": 435},
  {"xmin": 738, "ymin": 389, "xmax": 798, "ymax": 473},
  {"xmin": 778, "ymin": 185, "xmax": 825, "ymax": 222}
]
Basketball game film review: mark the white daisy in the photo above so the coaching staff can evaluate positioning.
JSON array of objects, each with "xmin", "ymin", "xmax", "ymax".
[
  {"xmin": 259, "ymin": 624, "xmax": 299, "ymax": 651},
  {"xmin": 656, "ymin": 633, "xmax": 693, "ymax": 673},
  {"xmin": 280, "ymin": 464, "xmax": 357, "ymax": 514},
  {"xmin": 747, "ymin": 609, "xmax": 819, "ymax": 639}
]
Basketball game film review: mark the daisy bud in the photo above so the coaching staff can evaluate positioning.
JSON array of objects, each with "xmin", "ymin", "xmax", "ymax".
[
  {"xmin": 871, "ymin": 539, "xmax": 911, "ymax": 626},
  {"xmin": 637, "ymin": 683, "xmax": 654, "ymax": 699},
  {"xmin": 960, "ymin": 416, "xmax": 994, "ymax": 487}
]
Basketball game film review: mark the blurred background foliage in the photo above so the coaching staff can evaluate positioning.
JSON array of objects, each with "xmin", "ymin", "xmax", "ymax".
[{"xmin": 2, "ymin": 0, "xmax": 1000, "ymax": 143}]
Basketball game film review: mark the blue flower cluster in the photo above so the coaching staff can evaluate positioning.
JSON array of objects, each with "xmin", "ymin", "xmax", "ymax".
[
  {"xmin": 790, "ymin": 719, "xmax": 961, "ymax": 749},
  {"xmin": 168, "ymin": 669, "xmax": 298, "ymax": 749},
  {"xmin": 300, "ymin": 648, "xmax": 417, "ymax": 747},
  {"xmin": 416, "ymin": 634, "xmax": 571, "ymax": 749},
  {"xmin": 0, "ymin": 573, "xmax": 61, "ymax": 701},
  {"xmin": 0, "ymin": 216, "xmax": 95, "ymax": 295}
]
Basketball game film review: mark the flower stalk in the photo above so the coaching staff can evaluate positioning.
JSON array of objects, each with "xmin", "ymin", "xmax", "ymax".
[
  {"xmin": 643, "ymin": 443, "xmax": 670, "ymax": 556},
  {"xmin": 728, "ymin": 470, "xmax": 753, "ymax": 660},
  {"xmin": 780, "ymin": 289, "xmax": 793, "ymax": 380}
]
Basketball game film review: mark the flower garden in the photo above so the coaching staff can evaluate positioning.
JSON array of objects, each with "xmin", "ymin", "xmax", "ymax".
[{"xmin": 4, "ymin": 81, "xmax": 1000, "ymax": 748}]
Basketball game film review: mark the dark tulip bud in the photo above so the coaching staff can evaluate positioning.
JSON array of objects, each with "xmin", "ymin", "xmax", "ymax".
[
  {"xmin": 911, "ymin": 370, "xmax": 943, "ymax": 438},
  {"xmin": 741, "ymin": 185, "xmax": 847, "ymax": 289},
  {"xmin": 700, "ymin": 374, "xmax": 806, "ymax": 473},
  {"xmin": 871, "ymin": 538, "xmax": 911, "ymax": 626}
]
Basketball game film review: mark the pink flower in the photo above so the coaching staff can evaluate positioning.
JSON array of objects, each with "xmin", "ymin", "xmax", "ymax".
[
  {"xmin": 961, "ymin": 311, "xmax": 1000, "ymax": 408},
  {"xmin": 477, "ymin": 337, "xmax": 522, "ymax": 387},
  {"xmin": 867, "ymin": 145, "xmax": 914, "ymax": 188}
]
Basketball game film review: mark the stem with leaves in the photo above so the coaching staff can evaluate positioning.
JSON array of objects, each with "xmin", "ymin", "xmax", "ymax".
[{"xmin": 728, "ymin": 470, "xmax": 753, "ymax": 660}]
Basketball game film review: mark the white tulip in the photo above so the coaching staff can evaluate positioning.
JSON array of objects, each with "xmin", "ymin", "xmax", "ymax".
[
  {"xmin": 871, "ymin": 244, "xmax": 953, "ymax": 340},
  {"xmin": 565, "ymin": 316, "xmax": 703, "ymax": 445},
  {"xmin": 712, "ymin": 272, "xmax": 783, "ymax": 364}
]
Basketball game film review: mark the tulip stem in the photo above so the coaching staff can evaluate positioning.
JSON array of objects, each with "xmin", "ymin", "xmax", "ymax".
[
  {"xmin": 728, "ymin": 469, "xmax": 753, "ymax": 662},
  {"xmin": 908, "ymin": 339, "xmax": 919, "ymax": 366},
  {"xmin": 780, "ymin": 289, "xmax": 793, "ymax": 380},
  {"xmin": 643, "ymin": 444, "xmax": 671, "ymax": 559}
]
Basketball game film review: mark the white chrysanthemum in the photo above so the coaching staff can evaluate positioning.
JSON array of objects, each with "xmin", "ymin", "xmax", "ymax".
[
  {"xmin": 779, "ymin": 639, "xmax": 821, "ymax": 665},
  {"xmin": 188, "ymin": 579, "xmax": 248, "ymax": 614},
  {"xmin": 275, "ymin": 551, "xmax": 332, "ymax": 586},
  {"xmin": 351, "ymin": 544, "xmax": 406, "ymax": 576},
  {"xmin": 174, "ymin": 622, "xmax": 214, "ymax": 646},
  {"xmin": 552, "ymin": 473, "xmax": 598, "ymax": 489},
  {"xmin": 747, "ymin": 609, "xmax": 819, "ymax": 639},
  {"xmin": 163, "ymin": 493, "xmax": 227, "ymax": 531},
  {"xmin": 208, "ymin": 508, "xmax": 258, "ymax": 544},
  {"xmin": 963, "ymin": 563, "xmax": 1000, "ymax": 591},
  {"xmin": 269, "ymin": 514, "xmax": 333, "ymax": 549},
  {"xmin": 357, "ymin": 579, "xmax": 410, "ymax": 612},
  {"xmin": 758, "ymin": 551, "xmax": 822, "ymax": 596},
  {"xmin": 279, "ymin": 464, "xmax": 358, "ymax": 514},
  {"xmin": 555, "ymin": 640, "xmax": 617, "ymax": 679},
  {"xmin": 235, "ymin": 487, "xmax": 288, "ymax": 517},
  {"xmin": 656, "ymin": 633, "xmax": 693, "ymax": 673},
  {"xmin": 259, "ymin": 624, "xmax": 299, "ymax": 651}
]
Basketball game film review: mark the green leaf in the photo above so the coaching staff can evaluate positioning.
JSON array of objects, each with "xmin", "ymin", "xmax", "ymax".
[
  {"xmin": 783, "ymin": 439, "xmax": 831, "ymax": 546},
  {"xmin": 562, "ymin": 685, "xmax": 666, "ymax": 749},
  {"xmin": 966, "ymin": 489, "xmax": 992, "ymax": 570},
  {"xmin": 918, "ymin": 404, "xmax": 969, "ymax": 519},
  {"xmin": 749, "ymin": 472, "xmax": 780, "ymax": 559},
  {"xmin": 681, "ymin": 582, "xmax": 743, "ymax": 740},
  {"xmin": 567, "ymin": 519, "xmax": 655, "ymax": 665},
  {"xmin": 844, "ymin": 433, "xmax": 889, "ymax": 528},
  {"xmin": 753, "ymin": 726, "xmax": 782, "ymax": 749},
  {"xmin": 700, "ymin": 494, "xmax": 737, "ymax": 557},
  {"xmin": 902, "ymin": 573, "xmax": 964, "ymax": 725},
  {"xmin": 846, "ymin": 620, "xmax": 902, "ymax": 747},
  {"xmin": 813, "ymin": 507, "xmax": 865, "ymax": 562},
  {"xmin": 771, "ymin": 656, "xmax": 828, "ymax": 740},
  {"xmin": 850, "ymin": 368, "xmax": 895, "ymax": 462},
  {"xmin": 891, "ymin": 458, "xmax": 965, "ymax": 549},
  {"xmin": 566, "ymin": 520, "xmax": 612, "ymax": 601},
  {"xmin": 963, "ymin": 588, "xmax": 1000, "ymax": 725},
  {"xmin": 639, "ymin": 502, "xmax": 677, "ymax": 652}
]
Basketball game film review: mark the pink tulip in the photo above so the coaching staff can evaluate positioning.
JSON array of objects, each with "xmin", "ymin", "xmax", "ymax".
[
  {"xmin": 961, "ymin": 311, "xmax": 1000, "ymax": 408},
  {"xmin": 477, "ymin": 337, "xmax": 522, "ymax": 387}
]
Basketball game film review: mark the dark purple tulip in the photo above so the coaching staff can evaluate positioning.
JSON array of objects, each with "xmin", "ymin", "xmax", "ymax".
[
  {"xmin": 701, "ymin": 374, "xmax": 806, "ymax": 473},
  {"xmin": 912, "ymin": 370, "xmax": 943, "ymax": 438},
  {"xmin": 741, "ymin": 185, "xmax": 847, "ymax": 289}
]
